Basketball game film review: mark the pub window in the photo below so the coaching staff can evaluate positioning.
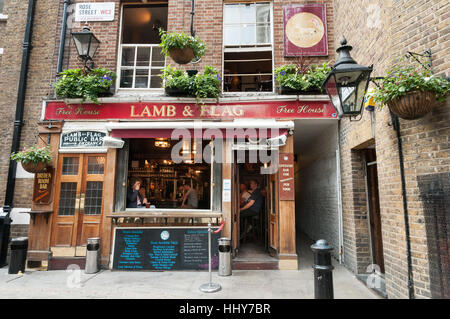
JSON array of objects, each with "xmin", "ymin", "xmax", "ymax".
[
  {"xmin": 223, "ymin": 2, "xmax": 273, "ymax": 93},
  {"xmin": 118, "ymin": 3, "xmax": 168, "ymax": 90},
  {"xmin": 126, "ymin": 138, "xmax": 212, "ymax": 211}
]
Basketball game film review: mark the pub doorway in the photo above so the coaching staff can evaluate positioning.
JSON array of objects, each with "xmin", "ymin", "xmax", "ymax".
[
  {"xmin": 231, "ymin": 150, "xmax": 278, "ymax": 268},
  {"xmin": 50, "ymin": 153, "xmax": 106, "ymax": 257}
]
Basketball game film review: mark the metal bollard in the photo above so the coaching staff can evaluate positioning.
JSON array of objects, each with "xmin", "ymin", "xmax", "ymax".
[
  {"xmin": 311, "ymin": 239, "xmax": 334, "ymax": 299},
  {"xmin": 218, "ymin": 238, "xmax": 231, "ymax": 276},
  {"xmin": 199, "ymin": 223, "xmax": 221, "ymax": 293}
]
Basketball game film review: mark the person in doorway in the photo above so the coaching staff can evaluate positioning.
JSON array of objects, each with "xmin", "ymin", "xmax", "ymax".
[
  {"xmin": 240, "ymin": 183, "xmax": 251, "ymax": 207},
  {"xmin": 240, "ymin": 179, "xmax": 263, "ymax": 235},
  {"xmin": 181, "ymin": 183, "xmax": 198, "ymax": 209},
  {"xmin": 127, "ymin": 177, "xmax": 148, "ymax": 208}
]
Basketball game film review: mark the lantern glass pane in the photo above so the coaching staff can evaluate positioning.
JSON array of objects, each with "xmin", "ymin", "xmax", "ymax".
[
  {"xmin": 72, "ymin": 33, "xmax": 92, "ymax": 57},
  {"xmin": 355, "ymin": 72, "xmax": 370, "ymax": 112},
  {"xmin": 325, "ymin": 74, "xmax": 343, "ymax": 115},
  {"xmin": 87, "ymin": 37, "xmax": 100, "ymax": 59},
  {"xmin": 340, "ymin": 85, "xmax": 357, "ymax": 113},
  {"xmin": 335, "ymin": 70, "xmax": 364, "ymax": 85}
]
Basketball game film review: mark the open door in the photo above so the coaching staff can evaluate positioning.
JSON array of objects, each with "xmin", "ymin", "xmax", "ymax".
[
  {"xmin": 268, "ymin": 171, "xmax": 279, "ymax": 256},
  {"xmin": 231, "ymin": 160, "xmax": 240, "ymax": 255},
  {"xmin": 51, "ymin": 154, "xmax": 105, "ymax": 257}
]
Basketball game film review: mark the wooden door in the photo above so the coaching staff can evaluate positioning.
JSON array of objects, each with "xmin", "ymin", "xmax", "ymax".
[
  {"xmin": 268, "ymin": 172, "xmax": 279, "ymax": 256},
  {"xmin": 365, "ymin": 149, "xmax": 385, "ymax": 273},
  {"xmin": 231, "ymin": 161, "xmax": 240, "ymax": 254},
  {"xmin": 51, "ymin": 154, "xmax": 105, "ymax": 256}
]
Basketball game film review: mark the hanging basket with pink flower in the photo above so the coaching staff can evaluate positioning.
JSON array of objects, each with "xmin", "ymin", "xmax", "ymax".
[{"xmin": 372, "ymin": 60, "xmax": 449, "ymax": 120}]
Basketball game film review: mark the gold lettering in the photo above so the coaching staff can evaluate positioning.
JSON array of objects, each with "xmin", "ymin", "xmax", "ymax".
[
  {"xmin": 210, "ymin": 105, "xmax": 219, "ymax": 116},
  {"xmin": 130, "ymin": 105, "xmax": 140, "ymax": 117},
  {"xmin": 141, "ymin": 105, "xmax": 151, "ymax": 117},
  {"xmin": 222, "ymin": 105, "xmax": 233, "ymax": 117},
  {"xmin": 153, "ymin": 105, "xmax": 166, "ymax": 117},
  {"xmin": 200, "ymin": 105, "xmax": 210, "ymax": 117},
  {"xmin": 167, "ymin": 105, "xmax": 176, "ymax": 117},
  {"xmin": 233, "ymin": 106, "xmax": 244, "ymax": 116}
]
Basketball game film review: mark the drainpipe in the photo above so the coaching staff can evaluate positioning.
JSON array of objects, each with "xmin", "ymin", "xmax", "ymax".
[
  {"xmin": 190, "ymin": 0, "xmax": 195, "ymax": 37},
  {"xmin": 336, "ymin": 122, "xmax": 344, "ymax": 264},
  {"xmin": 390, "ymin": 111, "xmax": 415, "ymax": 299},
  {"xmin": 3, "ymin": 0, "xmax": 36, "ymax": 215},
  {"xmin": 56, "ymin": 0, "xmax": 71, "ymax": 74}
]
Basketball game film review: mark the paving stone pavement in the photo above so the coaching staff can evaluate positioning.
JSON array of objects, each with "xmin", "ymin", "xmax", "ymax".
[
  {"xmin": 0, "ymin": 262, "xmax": 380, "ymax": 299},
  {"xmin": 0, "ymin": 235, "xmax": 381, "ymax": 299}
]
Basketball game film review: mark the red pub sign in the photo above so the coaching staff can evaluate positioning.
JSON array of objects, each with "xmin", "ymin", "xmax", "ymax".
[{"xmin": 43, "ymin": 100, "xmax": 338, "ymax": 120}]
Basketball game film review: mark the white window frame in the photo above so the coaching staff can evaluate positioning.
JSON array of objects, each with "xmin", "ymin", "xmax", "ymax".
[
  {"xmin": 116, "ymin": 3, "xmax": 166, "ymax": 94},
  {"xmin": 222, "ymin": 1, "xmax": 275, "ymax": 95}
]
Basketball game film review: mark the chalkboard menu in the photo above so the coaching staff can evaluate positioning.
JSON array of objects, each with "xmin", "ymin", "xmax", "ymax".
[
  {"xmin": 60, "ymin": 131, "xmax": 106, "ymax": 148},
  {"xmin": 112, "ymin": 227, "xmax": 221, "ymax": 271}
]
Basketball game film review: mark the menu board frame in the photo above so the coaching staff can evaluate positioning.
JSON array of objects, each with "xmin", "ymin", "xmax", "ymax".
[{"xmin": 112, "ymin": 226, "xmax": 221, "ymax": 271}]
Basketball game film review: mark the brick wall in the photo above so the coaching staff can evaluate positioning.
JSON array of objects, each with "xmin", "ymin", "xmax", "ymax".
[
  {"xmin": 334, "ymin": 0, "xmax": 449, "ymax": 298},
  {"xmin": 0, "ymin": 0, "xmax": 60, "ymax": 209},
  {"xmin": 0, "ymin": 0, "xmax": 29, "ymax": 208}
]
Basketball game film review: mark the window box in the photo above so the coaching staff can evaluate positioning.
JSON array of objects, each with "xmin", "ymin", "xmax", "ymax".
[{"xmin": 279, "ymin": 86, "xmax": 323, "ymax": 95}]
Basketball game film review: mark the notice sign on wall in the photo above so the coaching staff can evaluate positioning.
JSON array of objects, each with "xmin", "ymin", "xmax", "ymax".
[
  {"xmin": 74, "ymin": 2, "xmax": 115, "ymax": 22},
  {"xmin": 279, "ymin": 153, "xmax": 295, "ymax": 200},
  {"xmin": 112, "ymin": 227, "xmax": 221, "ymax": 271},
  {"xmin": 61, "ymin": 131, "xmax": 106, "ymax": 148},
  {"xmin": 32, "ymin": 168, "xmax": 54, "ymax": 204}
]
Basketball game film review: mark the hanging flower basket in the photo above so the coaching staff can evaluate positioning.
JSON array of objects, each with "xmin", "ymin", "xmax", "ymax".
[
  {"xmin": 21, "ymin": 161, "xmax": 48, "ymax": 174},
  {"xmin": 11, "ymin": 145, "xmax": 52, "ymax": 174},
  {"xmin": 387, "ymin": 90, "xmax": 438, "ymax": 120},
  {"xmin": 169, "ymin": 47, "xmax": 195, "ymax": 65}
]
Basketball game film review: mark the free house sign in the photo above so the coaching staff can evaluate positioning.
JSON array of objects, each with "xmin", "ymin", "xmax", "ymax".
[{"xmin": 283, "ymin": 4, "xmax": 328, "ymax": 56}]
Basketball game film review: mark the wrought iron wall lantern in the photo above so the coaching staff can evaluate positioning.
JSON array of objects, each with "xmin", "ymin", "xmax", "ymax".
[
  {"xmin": 71, "ymin": 26, "xmax": 101, "ymax": 72},
  {"xmin": 322, "ymin": 37, "xmax": 373, "ymax": 118}
]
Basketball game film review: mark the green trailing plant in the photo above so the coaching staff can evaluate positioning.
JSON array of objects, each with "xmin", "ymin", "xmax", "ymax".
[
  {"xmin": 53, "ymin": 68, "xmax": 116, "ymax": 104},
  {"xmin": 159, "ymin": 29, "xmax": 207, "ymax": 60},
  {"xmin": 371, "ymin": 58, "xmax": 449, "ymax": 105},
  {"xmin": 161, "ymin": 65, "xmax": 221, "ymax": 101},
  {"xmin": 275, "ymin": 62, "xmax": 331, "ymax": 92},
  {"xmin": 11, "ymin": 145, "xmax": 52, "ymax": 164}
]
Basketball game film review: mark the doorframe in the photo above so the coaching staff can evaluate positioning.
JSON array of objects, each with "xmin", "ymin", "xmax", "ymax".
[
  {"xmin": 50, "ymin": 153, "xmax": 106, "ymax": 257},
  {"xmin": 363, "ymin": 149, "xmax": 385, "ymax": 275}
]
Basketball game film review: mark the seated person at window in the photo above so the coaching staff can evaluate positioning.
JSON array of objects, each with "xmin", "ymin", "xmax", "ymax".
[
  {"xmin": 181, "ymin": 183, "xmax": 198, "ymax": 209},
  {"xmin": 127, "ymin": 177, "xmax": 149, "ymax": 208},
  {"xmin": 240, "ymin": 183, "xmax": 251, "ymax": 207},
  {"xmin": 240, "ymin": 179, "xmax": 263, "ymax": 220}
]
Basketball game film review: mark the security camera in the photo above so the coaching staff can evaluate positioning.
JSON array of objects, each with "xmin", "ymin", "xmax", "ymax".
[
  {"xmin": 266, "ymin": 135, "xmax": 287, "ymax": 147},
  {"xmin": 102, "ymin": 136, "xmax": 124, "ymax": 149}
]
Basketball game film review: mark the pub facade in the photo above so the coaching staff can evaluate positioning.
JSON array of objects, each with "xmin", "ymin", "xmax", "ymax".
[
  {"xmin": 13, "ymin": 0, "xmax": 337, "ymax": 272},
  {"xmin": 1, "ymin": 0, "xmax": 448, "ymax": 299}
]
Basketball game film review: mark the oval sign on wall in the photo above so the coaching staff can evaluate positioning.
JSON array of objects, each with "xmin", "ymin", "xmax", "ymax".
[{"xmin": 286, "ymin": 12, "xmax": 325, "ymax": 48}]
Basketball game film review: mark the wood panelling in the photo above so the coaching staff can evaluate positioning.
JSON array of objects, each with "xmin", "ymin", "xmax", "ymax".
[
  {"xmin": 278, "ymin": 135, "xmax": 297, "ymax": 269},
  {"xmin": 100, "ymin": 148, "xmax": 117, "ymax": 267},
  {"xmin": 27, "ymin": 126, "xmax": 61, "ymax": 261}
]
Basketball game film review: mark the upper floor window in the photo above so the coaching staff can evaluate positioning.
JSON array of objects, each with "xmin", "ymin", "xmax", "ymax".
[
  {"xmin": 223, "ymin": 2, "xmax": 273, "ymax": 93},
  {"xmin": 224, "ymin": 2, "xmax": 271, "ymax": 46},
  {"xmin": 0, "ymin": 0, "xmax": 4, "ymax": 13},
  {"xmin": 118, "ymin": 4, "xmax": 168, "ymax": 90}
]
